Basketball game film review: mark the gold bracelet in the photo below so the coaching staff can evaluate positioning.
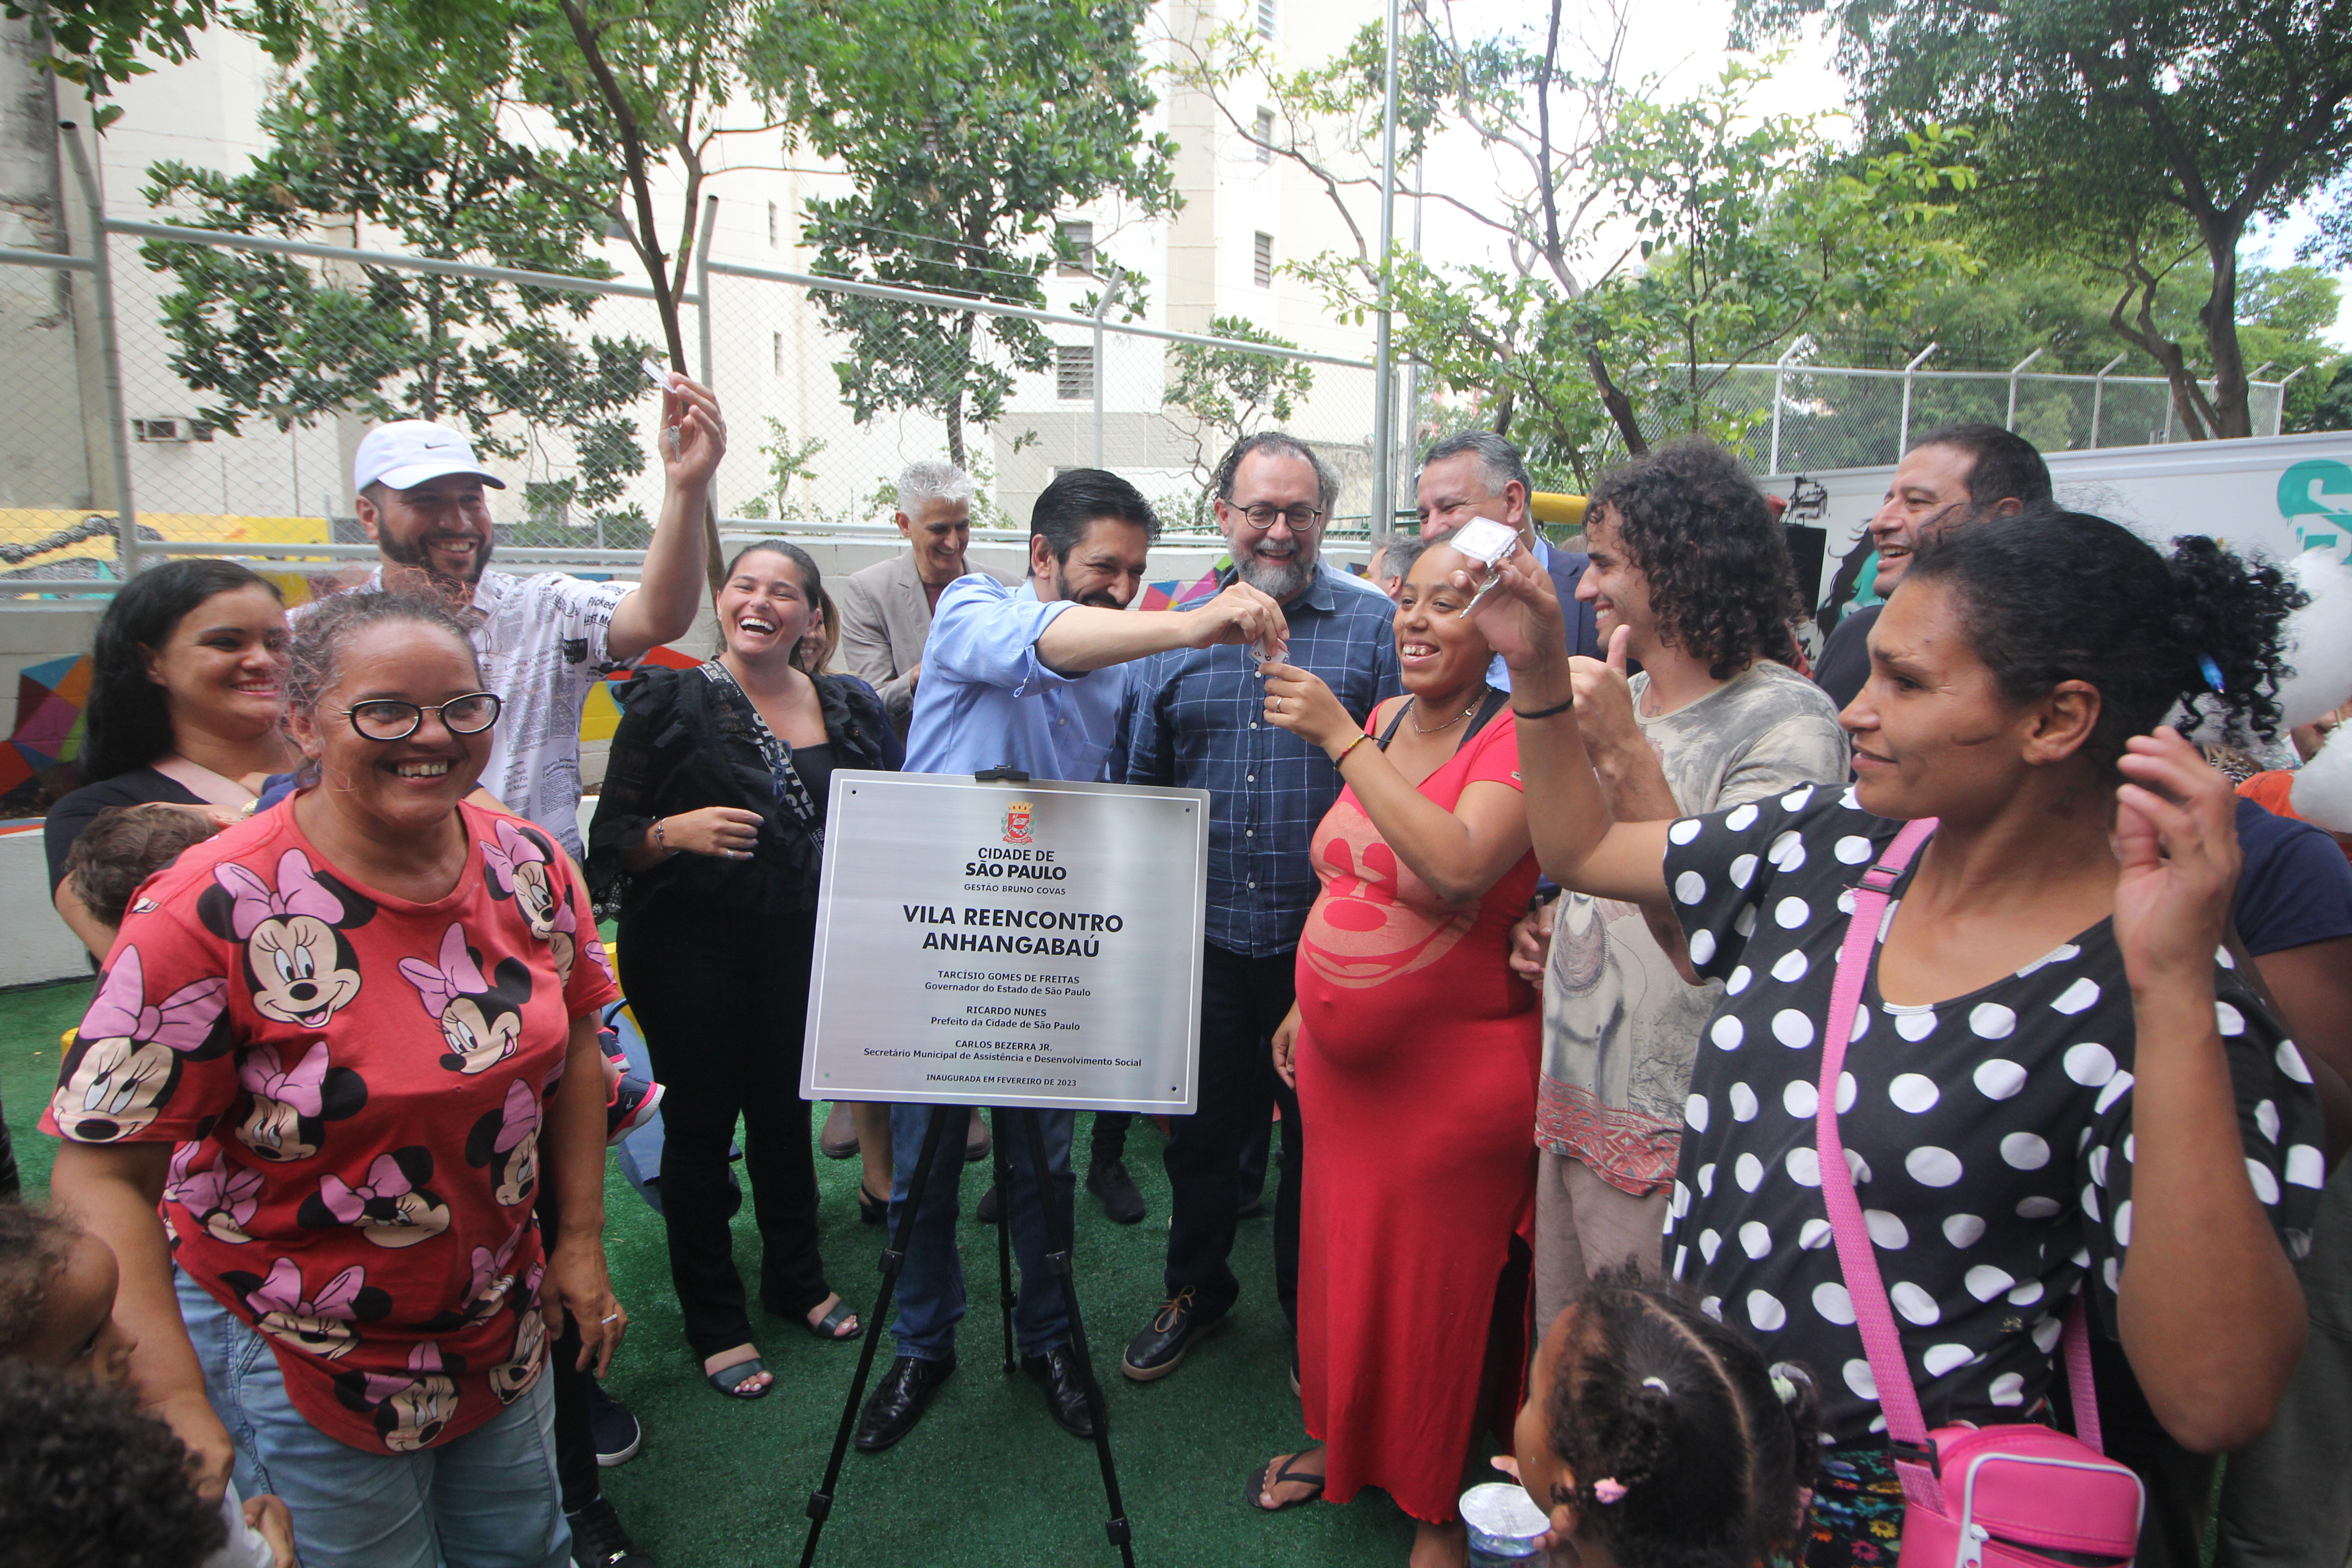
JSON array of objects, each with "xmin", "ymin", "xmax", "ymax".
[{"xmin": 1331, "ymin": 732, "xmax": 1372, "ymax": 766}]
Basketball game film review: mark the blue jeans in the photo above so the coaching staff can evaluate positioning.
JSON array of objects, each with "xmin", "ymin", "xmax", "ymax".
[
  {"xmin": 178, "ymin": 1270, "xmax": 569, "ymax": 1568},
  {"xmin": 887, "ymin": 1104, "xmax": 1074, "ymax": 1361}
]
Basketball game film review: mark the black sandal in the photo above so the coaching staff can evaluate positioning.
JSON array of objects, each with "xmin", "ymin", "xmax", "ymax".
[
  {"xmin": 804, "ymin": 1298, "xmax": 862, "ymax": 1342},
  {"xmin": 858, "ymin": 1183, "xmax": 888, "ymax": 1225},
  {"xmin": 1245, "ymin": 1450, "xmax": 1326, "ymax": 1513},
  {"xmin": 705, "ymin": 1357, "xmax": 772, "ymax": 1399}
]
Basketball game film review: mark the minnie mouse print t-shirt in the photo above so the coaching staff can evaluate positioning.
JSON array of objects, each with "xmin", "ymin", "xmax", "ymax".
[
  {"xmin": 45, "ymin": 799, "xmax": 617, "ymax": 1455},
  {"xmin": 1656, "ymin": 784, "xmax": 2323, "ymax": 1447}
]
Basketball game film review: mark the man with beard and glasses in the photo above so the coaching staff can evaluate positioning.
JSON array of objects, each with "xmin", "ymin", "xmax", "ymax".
[
  {"xmin": 1113, "ymin": 432, "xmax": 1401, "ymax": 1387},
  {"xmin": 856, "ymin": 468, "xmax": 1287, "ymax": 1455},
  {"xmin": 338, "ymin": 390, "xmax": 724, "ymax": 861}
]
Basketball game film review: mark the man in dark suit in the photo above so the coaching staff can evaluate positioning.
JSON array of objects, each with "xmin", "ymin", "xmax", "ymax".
[{"xmin": 1415, "ymin": 429, "xmax": 1605, "ymax": 668}]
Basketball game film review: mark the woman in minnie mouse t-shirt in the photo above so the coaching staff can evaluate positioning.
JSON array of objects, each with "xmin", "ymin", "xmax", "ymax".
[
  {"xmin": 47, "ymin": 591, "xmax": 622, "ymax": 1568},
  {"xmin": 1461, "ymin": 510, "xmax": 2321, "ymax": 1567}
]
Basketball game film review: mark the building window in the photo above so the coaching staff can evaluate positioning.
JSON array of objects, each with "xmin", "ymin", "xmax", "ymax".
[
  {"xmin": 1057, "ymin": 344, "xmax": 1096, "ymax": 401},
  {"xmin": 767, "ymin": 201, "xmax": 779, "ymax": 247},
  {"xmin": 773, "ymin": 332, "xmax": 784, "ymax": 376},
  {"xmin": 1057, "ymin": 220, "xmax": 1094, "ymax": 276},
  {"xmin": 1257, "ymin": 0, "xmax": 1275, "ymax": 39},
  {"xmin": 1254, "ymin": 231, "xmax": 1274, "ymax": 288},
  {"xmin": 1254, "ymin": 108, "xmax": 1274, "ymax": 162}
]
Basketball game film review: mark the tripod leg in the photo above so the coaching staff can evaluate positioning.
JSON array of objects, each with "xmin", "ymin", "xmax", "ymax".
[
  {"xmin": 993, "ymin": 1109, "xmax": 1015, "ymax": 1374},
  {"xmin": 1014, "ymin": 1107, "xmax": 1137, "ymax": 1568},
  {"xmin": 799, "ymin": 1102, "xmax": 959, "ymax": 1568}
]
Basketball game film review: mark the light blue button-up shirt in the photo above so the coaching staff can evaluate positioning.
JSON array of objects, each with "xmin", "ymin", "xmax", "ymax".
[{"xmin": 902, "ymin": 573, "xmax": 1130, "ymax": 783}]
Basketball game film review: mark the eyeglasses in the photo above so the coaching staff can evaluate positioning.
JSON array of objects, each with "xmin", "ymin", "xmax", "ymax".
[
  {"xmin": 341, "ymin": 691, "xmax": 503, "ymax": 741},
  {"xmin": 1227, "ymin": 502, "xmax": 1325, "ymax": 531}
]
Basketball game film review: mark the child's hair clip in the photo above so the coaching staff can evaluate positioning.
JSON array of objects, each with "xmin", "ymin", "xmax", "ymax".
[
  {"xmin": 1640, "ymin": 1376, "xmax": 1670, "ymax": 1394},
  {"xmin": 1590, "ymin": 1478, "xmax": 1628, "ymax": 1504}
]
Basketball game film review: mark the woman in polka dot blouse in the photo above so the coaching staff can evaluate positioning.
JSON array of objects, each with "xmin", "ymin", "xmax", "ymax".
[{"xmin": 1458, "ymin": 508, "xmax": 2323, "ymax": 1567}]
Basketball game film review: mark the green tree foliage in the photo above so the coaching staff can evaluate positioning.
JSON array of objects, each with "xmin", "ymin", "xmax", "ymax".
[
  {"xmin": 746, "ymin": 0, "xmax": 1177, "ymax": 470},
  {"xmin": 1735, "ymin": 0, "xmax": 2352, "ymax": 440},
  {"xmin": 732, "ymin": 417, "xmax": 826, "ymax": 519},
  {"xmin": 140, "ymin": 11, "xmax": 657, "ymax": 528},
  {"xmin": 1161, "ymin": 315, "xmax": 1316, "ymax": 490}
]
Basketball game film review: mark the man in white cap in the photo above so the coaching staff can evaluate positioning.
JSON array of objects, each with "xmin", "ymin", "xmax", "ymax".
[{"xmin": 343, "ymin": 380, "xmax": 724, "ymax": 858}]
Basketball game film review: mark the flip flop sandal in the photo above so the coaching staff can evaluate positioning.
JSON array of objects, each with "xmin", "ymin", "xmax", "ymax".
[
  {"xmin": 1245, "ymin": 1451, "xmax": 1326, "ymax": 1513},
  {"xmin": 705, "ymin": 1357, "xmax": 773, "ymax": 1399},
  {"xmin": 804, "ymin": 1300, "xmax": 863, "ymax": 1342}
]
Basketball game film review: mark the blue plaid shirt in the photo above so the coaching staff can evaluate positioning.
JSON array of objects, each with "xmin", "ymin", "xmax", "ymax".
[{"xmin": 1118, "ymin": 562, "xmax": 1401, "ymax": 958}]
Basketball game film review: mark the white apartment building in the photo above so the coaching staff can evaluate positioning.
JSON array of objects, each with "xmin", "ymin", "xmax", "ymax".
[{"xmin": 0, "ymin": 0, "xmax": 1390, "ymax": 552}]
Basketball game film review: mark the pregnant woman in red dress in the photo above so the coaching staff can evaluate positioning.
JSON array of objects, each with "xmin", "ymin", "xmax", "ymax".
[{"xmin": 1254, "ymin": 541, "xmax": 1542, "ymax": 1568}]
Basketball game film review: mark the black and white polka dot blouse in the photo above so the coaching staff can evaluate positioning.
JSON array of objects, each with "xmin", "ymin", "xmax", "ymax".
[{"xmin": 1661, "ymin": 784, "xmax": 2323, "ymax": 1447}]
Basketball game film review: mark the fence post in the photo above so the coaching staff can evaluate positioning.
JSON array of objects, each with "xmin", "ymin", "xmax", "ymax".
[
  {"xmin": 2273, "ymin": 367, "xmax": 2305, "ymax": 437},
  {"xmin": 2004, "ymin": 348, "xmax": 2043, "ymax": 431},
  {"xmin": 2089, "ymin": 353, "xmax": 2126, "ymax": 447},
  {"xmin": 1895, "ymin": 343, "xmax": 1937, "ymax": 460},
  {"xmin": 1091, "ymin": 265, "xmax": 1125, "ymax": 471},
  {"xmin": 694, "ymin": 196, "xmax": 717, "ymax": 389},
  {"xmin": 59, "ymin": 124, "xmax": 141, "ymax": 582},
  {"xmin": 1768, "ymin": 339, "xmax": 1803, "ymax": 475},
  {"xmin": 1367, "ymin": 0, "xmax": 1401, "ymax": 539}
]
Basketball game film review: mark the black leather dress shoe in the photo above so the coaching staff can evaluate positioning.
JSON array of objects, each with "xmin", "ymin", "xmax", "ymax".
[
  {"xmin": 854, "ymin": 1354, "xmax": 956, "ymax": 1451},
  {"xmin": 1086, "ymin": 1160, "xmax": 1146, "ymax": 1225},
  {"xmin": 1022, "ymin": 1344, "xmax": 1099, "ymax": 1438},
  {"xmin": 1119, "ymin": 1287, "xmax": 1224, "ymax": 1382}
]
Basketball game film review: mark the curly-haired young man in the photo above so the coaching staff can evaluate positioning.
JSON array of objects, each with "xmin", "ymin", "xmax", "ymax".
[{"xmin": 1506, "ymin": 436, "xmax": 1852, "ymax": 1325}]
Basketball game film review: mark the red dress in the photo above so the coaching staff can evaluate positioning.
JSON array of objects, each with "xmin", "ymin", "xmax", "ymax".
[{"xmin": 1294, "ymin": 710, "xmax": 1541, "ymax": 1524}]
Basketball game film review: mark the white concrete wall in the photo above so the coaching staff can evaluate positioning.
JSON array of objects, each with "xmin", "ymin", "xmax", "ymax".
[{"xmin": 1, "ymin": 823, "xmax": 87, "ymax": 988}]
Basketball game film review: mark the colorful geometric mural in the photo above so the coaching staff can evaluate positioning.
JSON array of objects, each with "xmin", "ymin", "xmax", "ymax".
[
  {"xmin": 582, "ymin": 644, "xmax": 700, "ymax": 743},
  {"xmin": 1, "ymin": 653, "xmax": 92, "ymax": 811}
]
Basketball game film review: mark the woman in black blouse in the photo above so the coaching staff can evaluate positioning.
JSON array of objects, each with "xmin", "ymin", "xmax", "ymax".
[
  {"xmin": 45, "ymin": 560, "xmax": 298, "ymax": 956},
  {"xmin": 588, "ymin": 541, "xmax": 902, "ymax": 1398},
  {"xmin": 1462, "ymin": 509, "xmax": 2323, "ymax": 1566}
]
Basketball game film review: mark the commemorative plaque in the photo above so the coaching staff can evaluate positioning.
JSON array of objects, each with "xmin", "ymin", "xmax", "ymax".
[{"xmin": 801, "ymin": 771, "xmax": 1210, "ymax": 1113}]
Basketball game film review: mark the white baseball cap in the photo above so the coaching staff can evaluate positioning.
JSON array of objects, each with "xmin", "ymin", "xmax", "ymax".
[{"xmin": 353, "ymin": 421, "xmax": 508, "ymax": 495}]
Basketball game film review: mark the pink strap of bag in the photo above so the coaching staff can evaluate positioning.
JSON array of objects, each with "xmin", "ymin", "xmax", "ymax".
[{"xmin": 1813, "ymin": 818, "xmax": 2144, "ymax": 1567}]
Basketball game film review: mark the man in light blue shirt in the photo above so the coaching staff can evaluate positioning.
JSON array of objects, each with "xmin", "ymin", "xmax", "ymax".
[{"xmin": 859, "ymin": 468, "xmax": 1288, "ymax": 1457}]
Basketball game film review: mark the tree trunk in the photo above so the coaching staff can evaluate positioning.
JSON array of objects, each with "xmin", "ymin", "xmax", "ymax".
[
  {"xmin": 2107, "ymin": 275, "xmax": 2217, "ymax": 441},
  {"xmin": 944, "ymin": 310, "xmax": 976, "ymax": 470},
  {"xmin": 2195, "ymin": 212, "xmax": 2254, "ymax": 438},
  {"xmin": 557, "ymin": 0, "xmax": 725, "ymax": 590},
  {"xmin": 1587, "ymin": 346, "xmax": 1647, "ymax": 456}
]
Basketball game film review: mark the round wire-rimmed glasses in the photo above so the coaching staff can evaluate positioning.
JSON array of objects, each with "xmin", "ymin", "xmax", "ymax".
[
  {"xmin": 1228, "ymin": 502, "xmax": 1325, "ymax": 531},
  {"xmin": 341, "ymin": 691, "xmax": 503, "ymax": 741}
]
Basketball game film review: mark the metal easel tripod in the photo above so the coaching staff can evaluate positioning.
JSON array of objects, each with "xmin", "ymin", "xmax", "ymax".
[{"xmin": 796, "ymin": 1105, "xmax": 1137, "ymax": 1568}]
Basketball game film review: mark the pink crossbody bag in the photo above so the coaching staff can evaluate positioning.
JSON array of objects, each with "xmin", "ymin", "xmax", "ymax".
[{"xmin": 1816, "ymin": 818, "xmax": 2145, "ymax": 1568}]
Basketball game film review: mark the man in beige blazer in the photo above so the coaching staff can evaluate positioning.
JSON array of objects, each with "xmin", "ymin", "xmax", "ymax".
[
  {"xmin": 837, "ymin": 459, "xmax": 993, "ymax": 738},
  {"xmin": 828, "ymin": 458, "xmax": 998, "ymax": 1169}
]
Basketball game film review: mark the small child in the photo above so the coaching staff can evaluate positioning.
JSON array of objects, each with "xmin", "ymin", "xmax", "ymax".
[
  {"xmin": 64, "ymin": 802, "xmax": 225, "ymax": 932},
  {"xmin": 0, "ymin": 1359, "xmax": 229, "ymax": 1568},
  {"xmin": 1506, "ymin": 1267, "xmax": 1820, "ymax": 1568},
  {"xmin": 0, "ymin": 1203, "xmax": 297, "ymax": 1568}
]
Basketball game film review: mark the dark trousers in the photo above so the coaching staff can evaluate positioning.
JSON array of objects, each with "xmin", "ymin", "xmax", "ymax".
[
  {"xmin": 533, "ymin": 1180, "xmax": 597, "ymax": 1514},
  {"xmin": 618, "ymin": 906, "xmax": 830, "ymax": 1360},
  {"xmin": 1093, "ymin": 1114, "xmax": 1267, "ymax": 1200},
  {"xmin": 1161, "ymin": 943, "xmax": 1301, "ymax": 1325}
]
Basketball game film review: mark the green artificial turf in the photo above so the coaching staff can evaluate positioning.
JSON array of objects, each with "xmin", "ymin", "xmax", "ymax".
[{"xmin": 1, "ymin": 978, "xmax": 1417, "ymax": 1568}]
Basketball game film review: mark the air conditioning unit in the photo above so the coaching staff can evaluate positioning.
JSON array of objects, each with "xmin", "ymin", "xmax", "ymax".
[{"xmin": 133, "ymin": 417, "xmax": 214, "ymax": 443}]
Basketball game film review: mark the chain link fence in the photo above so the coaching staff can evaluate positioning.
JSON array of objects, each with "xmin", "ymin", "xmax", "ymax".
[
  {"xmin": 0, "ymin": 177, "xmax": 1385, "ymax": 596},
  {"xmin": 1694, "ymin": 360, "xmax": 2289, "ymax": 478},
  {"xmin": 0, "ymin": 152, "xmax": 2295, "ymax": 596}
]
